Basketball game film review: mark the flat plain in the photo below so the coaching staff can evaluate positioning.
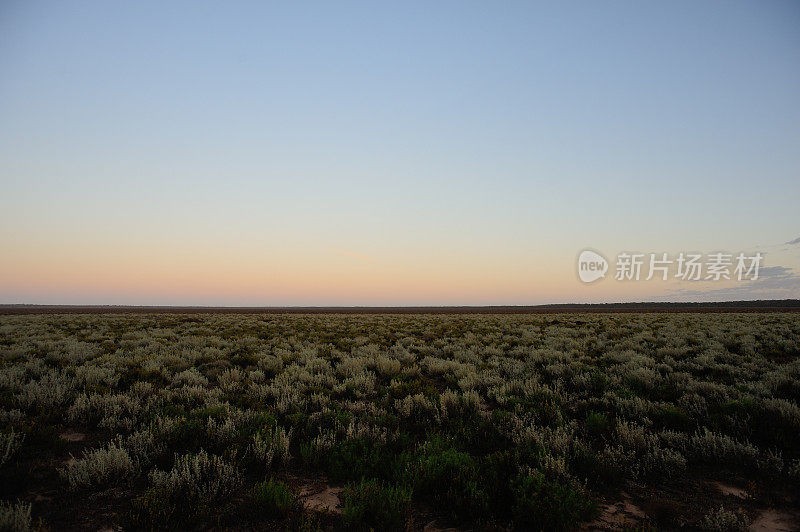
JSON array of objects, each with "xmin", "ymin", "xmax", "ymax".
[{"xmin": 1, "ymin": 312, "xmax": 799, "ymax": 530}]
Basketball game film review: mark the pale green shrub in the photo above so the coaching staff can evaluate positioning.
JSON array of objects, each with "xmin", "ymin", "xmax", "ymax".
[
  {"xmin": 374, "ymin": 355, "xmax": 401, "ymax": 377},
  {"xmin": 16, "ymin": 370, "xmax": 75, "ymax": 412},
  {"xmin": 309, "ymin": 429, "xmax": 337, "ymax": 459},
  {"xmin": 250, "ymin": 425, "xmax": 292, "ymax": 470},
  {"xmin": 0, "ymin": 410, "xmax": 23, "ymax": 426},
  {"xmin": 0, "ymin": 430, "xmax": 24, "ymax": 468},
  {"xmin": 341, "ymin": 371, "xmax": 376, "ymax": 398},
  {"xmin": 598, "ymin": 444, "xmax": 639, "ymax": 480},
  {"xmin": 0, "ymin": 500, "xmax": 31, "ymax": 532},
  {"xmin": 74, "ymin": 364, "xmax": 119, "ymax": 389},
  {"xmin": 701, "ymin": 505, "xmax": 749, "ymax": 531},
  {"xmin": 787, "ymin": 459, "xmax": 800, "ymax": 480},
  {"xmin": 641, "ymin": 446, "xmax": 687, "ymax": 480},
  {"xmin": 248, "ymin": 369, "xmax": 265, "ymax": 383},
  {"xmin": 659, "ymin": 429, "xmax": 690, "ymax": 452},
  {"xmin": 395, "ymin": 393, "xmax": 440, "ymax": 425},
  {"xmin": 151, "ymin": 414, "xmax": 181, "ymax": 440},
  {"xmin": 689, "ymin": 429, "xmax": 781, "ymax": 473},
  {"xmin": 345, "ymin": 419, "xmax": 389, "ymax": 444},
  {"xmin": 174, "ymin": 368, "xmax": 208, "ymax": 387},
  {"xmin": 2, "ymin": 311, "xmax": 799, "ymax": 528},
  {"xmin": 123, "ymin": 429, "xmax": 164, "ymax": 466},
  {"xmin": 130, "ymin": 381, "xmax": 155, "ymax": 398},
  {"xmin": 205, "ymin": 414, "xmax": 238, "ymax": 447},
  {"xmin": 148, "ymin": 450, "xmax": 241, "ymax": 505},
  {"xmin": 60, "ymin": 440, "xmax": 136, "ymax": 489},
  {"xmin": 257, "ymin": 354, "xmax": 283, "ymax": 375},
  {"xmin": 67, "ymin": 392, "xmax": 142, "ymax": 431},
  {"xmin": 0, "ymin": 367, "xmax": 26, "ymax": 393}
]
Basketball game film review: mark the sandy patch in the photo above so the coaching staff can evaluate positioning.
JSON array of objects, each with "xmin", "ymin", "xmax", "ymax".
[
  {"xmin": 714, "ymin": 481, "xmax": 750, "ymax": 499},
  {"xmin": 60, "ymin": 430, "xmax": 86, "ymax": 442},
  {"xmin": 583, "ymin": 494, "xmax": 646, "ymax": 530},
  {"xmin": 423, "ymin": 520, "xmax": 461, "ymax": 532},
  {"xmin": 300, "ymin": 485, "xmax": 343, "ymax": 514},
  {"xmin": 621, "ymin": 495, "xmax": 646, "ymax": 519},
  {"xmin": 750, "ymin": 509, "xmax": 796, "ymax": 532}
]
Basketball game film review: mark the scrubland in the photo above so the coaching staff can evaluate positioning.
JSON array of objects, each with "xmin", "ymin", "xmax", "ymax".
[{"xmin": 0, "ymin": 313, "xmax": 799, "ymax": 530}]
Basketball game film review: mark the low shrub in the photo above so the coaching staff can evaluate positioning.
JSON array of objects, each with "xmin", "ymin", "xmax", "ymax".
[
  {"xmin": 60, "ymin": 440, "xmax": 135, "ymax": 490},
  {"xmin": 0, "ymin": 430, "xmax": 24, "ymax": 469},
  {"xmin": 130, "ymin": 450, "xmax": 241, "ymax": 528},
  {"xmin": 324, "ymin": 438, "xmax": 397, "ymax": 482},
  {"xmin": 250, "ymin": 426, "xmax": 291, "ymax": 471},
  {"xmin": 570, "ymin": 441, "xmax": 635, "ymax": 487},
  {"xmin": 409, "ymin": 438, "xmax": 489, "ymax": 522},
  {"xmin": 250, "ymin": 478, "xmax": 294, "ymax": 518},
  {"xmin": 652, "ymin": 405, "xmax": 693, "ymax": 432},
  {"xmin": 689, "ymin": 429, "xmax": 781, "ymax": 474},
  {"xmin": 342, "ymin": 479, "xmax": 411, "ymax": 531},
  {"xmin": 0, "ymin": 500, "xmax": 31, "ymax": 532},
  {"xmin": 511, "ymin": 468, "xmax": 596, "ymax": 531},
  {"xmin": 700, "ymin": 505, "xmax": 749, "ymax": 531},
  {"xmin": 641, "ymin": 446, "xmax": 687, "ymax": 481},
  {"xmin": 585, "ymin": 411, "xmax": 613, "ymax": 441}
]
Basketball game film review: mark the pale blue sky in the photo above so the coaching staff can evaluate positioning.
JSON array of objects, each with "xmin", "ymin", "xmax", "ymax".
[{"xmin": 1, "ymin": 1, "xmax": 799, "ymax": 304}]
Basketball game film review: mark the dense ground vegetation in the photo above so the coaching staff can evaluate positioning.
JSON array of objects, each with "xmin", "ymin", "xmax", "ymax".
[{"xmin": 0, "ymin": 313, "xmax": 799, "ymax": 530}]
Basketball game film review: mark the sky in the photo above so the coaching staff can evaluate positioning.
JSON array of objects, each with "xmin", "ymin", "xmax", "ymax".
[{"xmin": 1, "ymin": 1, "xmax": 799, "ymax": 305}]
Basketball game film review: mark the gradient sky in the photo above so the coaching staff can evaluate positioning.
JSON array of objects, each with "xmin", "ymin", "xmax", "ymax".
[{"xmin": 1, "ymin": 1, "xmax": 799, "ymax": 305}]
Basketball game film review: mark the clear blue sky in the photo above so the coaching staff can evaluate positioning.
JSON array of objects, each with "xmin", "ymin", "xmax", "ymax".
[{"xmin": 1, "ymin": 1, "xmax": 799, "ymax": 305}]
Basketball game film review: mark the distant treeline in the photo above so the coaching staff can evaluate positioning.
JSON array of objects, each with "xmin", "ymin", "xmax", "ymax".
[{"xmin": 1, "ymin": 300, "xmax": 799, "ymax": 314}]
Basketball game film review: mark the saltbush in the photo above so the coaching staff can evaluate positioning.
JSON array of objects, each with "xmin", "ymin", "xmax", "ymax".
[
  {"xmin": 130, "ymin": 450, "xmax": 241, "ymax": 527},
  {"xmin": 60, "ymin": 440, "xmax": 135, "ymax": 489}
]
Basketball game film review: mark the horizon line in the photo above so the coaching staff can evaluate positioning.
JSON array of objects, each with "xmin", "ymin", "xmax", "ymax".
[{"xmin": 2, "ymin": 299, "xmax": 799, "ymax": 315}]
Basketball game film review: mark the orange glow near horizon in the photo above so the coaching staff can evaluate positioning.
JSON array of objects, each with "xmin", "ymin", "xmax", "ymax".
[{"xmin": 0, "ymin": 238, "xmax": 722, "ymax": 305}]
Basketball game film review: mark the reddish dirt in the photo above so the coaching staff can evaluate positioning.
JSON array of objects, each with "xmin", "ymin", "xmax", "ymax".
[{"xmin": 750, "ymin": 509, "xmax": 798, "ymax": 531}]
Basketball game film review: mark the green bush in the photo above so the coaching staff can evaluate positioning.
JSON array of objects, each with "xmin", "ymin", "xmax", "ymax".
[
  {"xmin": 442, "ymin": 412, "xmax": 510, "ymax": 455},
  {"xmin": 410, "ymin": 438, "xmax": 489, "ymax": 522},
  {"xmin": 652, "ymin": 405, "xmax": 692, "ymax": 432},
  {"xmin": 250, "ymin": 478, "xmax": 294, "ymax": 518},
  {"xmin": 511, "ymin": 469, "xmax": 596, "ymax": 531},
  {"xmin": 585, "ymin": 411, "xmax": 612, "ymax": 440},
  {"xmin": 320, "ymin": 436, "xmax": 409, "ymax": 483},
  {"xmin": 479, "ymin": 449, "xmax": 522, "ymax": 515},
  {"xmin": 325, "ymin": 439, "xmax": 391, "ymax": 482},
  {"xmin": 589, "ymin": 372, "xmax": 607, "ymax": 394},
  {"xmin": 342, "ymin": 478, "xmax": 411, "ymax": 531},
  {"xmin": 163, "ymin": 417, "xmax": 206, "ymax": 453}
]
